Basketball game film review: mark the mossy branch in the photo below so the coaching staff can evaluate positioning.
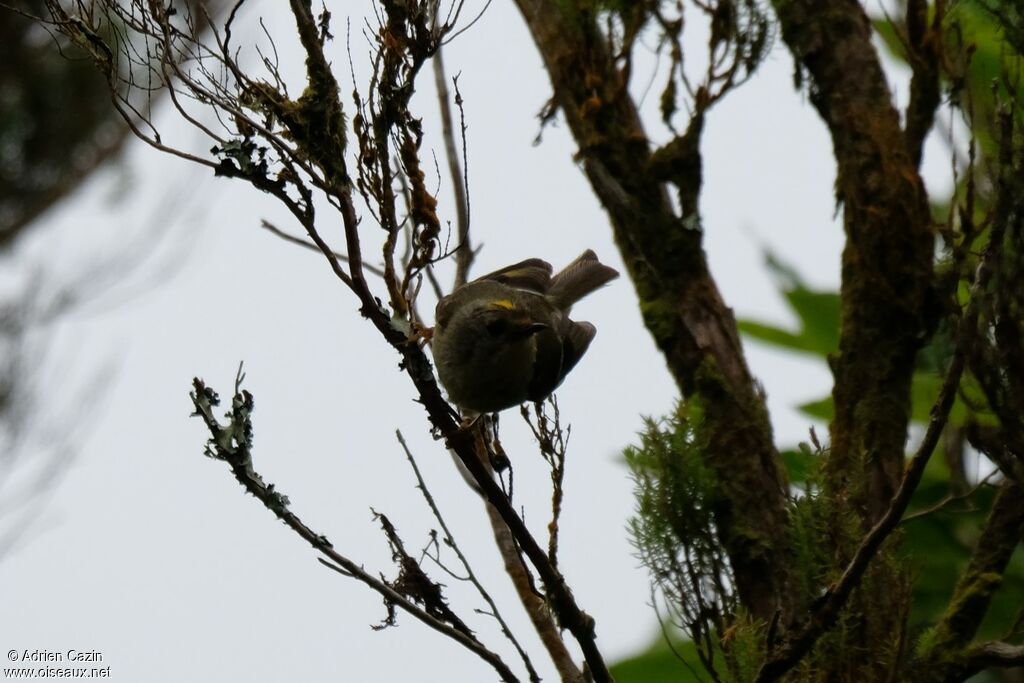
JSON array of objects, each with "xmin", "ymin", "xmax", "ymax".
[
  {"xmin": 913, "ymin": 480, "xmax": 1024, "ymax": 680},
  {"xmin": 515, "ymin": 0, "xmax": 793, "ymax": 625},
  {"xmin": 753, "ymin": 199, "xmax": 1005, "ymax": 682}
]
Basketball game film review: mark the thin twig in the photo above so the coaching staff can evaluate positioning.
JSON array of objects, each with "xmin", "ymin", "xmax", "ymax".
[
  {"xmin": 260, "ymin": 220, "xmax": 386, "ymax": 278},
  {"xmin": 431, "ymin": 8, "xmax": 473, "ymax": 288},
  {"xmin": 395, "ymin": 430, "xmax": 541, "ymax": 683},
  {"xmin": 441, "ymin": 405, "xmax": 609, "ymax": 681},
  {"xmin": 189, "ymin": 378, "xmax": 519, "ymax": 683},
  {"xmin": 520, "ymin": 398, "xmax": 568, "ymax": 567},
  {"xmin": 483, "ymin": 501, "xmax": 586, "ymax": 683},
  {"xmin": 424, "ymin": 265, "xmax": 445, "ymax": 301},
  {"xmin": 901, "ymin": 470, "xmax": 999, "ymax": 523},
  {"xmin": 652, "ymin": 590, "xmax": 712, "ymax": 683}
]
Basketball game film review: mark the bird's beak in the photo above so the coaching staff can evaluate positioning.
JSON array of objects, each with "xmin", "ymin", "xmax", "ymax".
[{"xmin": 506, "ymin": 319, "xmax": 548, "ymax": 340}]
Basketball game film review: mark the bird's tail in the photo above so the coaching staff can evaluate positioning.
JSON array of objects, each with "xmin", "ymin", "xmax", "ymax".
[{"xmin": 546, "ymin": 250, "xmax": 620, "ymax": 310}]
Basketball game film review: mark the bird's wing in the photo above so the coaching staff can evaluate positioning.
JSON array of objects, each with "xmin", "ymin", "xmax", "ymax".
[
  {"xmin": 475, "ymin": 258, "xmax": 553, "ymax": 293},
  {"xmin": 526, "ymin": 320, "xmax": 596, "ymax": 402},
  {"xmin": 557, "ymin": 321, "xmax": 596, "ymax": 379}
]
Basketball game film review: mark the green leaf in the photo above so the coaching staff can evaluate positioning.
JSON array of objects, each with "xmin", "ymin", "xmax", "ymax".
[
  {"xmin": 797, "ymin": 370, "xmax": 996, "ymax": 427},
  {"xmin": 738, "ymin": 252, "xmax": 840, "ymax": 358},
  {"xmin": 610, "ymin": 638, "xmax": 709, "ymax": 683},
  {"xmin": 872, "ymin": 16, "xmax": 905, "ymax": 65},
  {"xmin": 735, "ymin": 321, "xmax": 815, "ymax": 353},
  {"xmin": 784, "ymin": 288, "xmax": 841, "ymax": 354},
  {"xmin": 796, "ymin": 396, "xmax": 833, "ymax": 421}
]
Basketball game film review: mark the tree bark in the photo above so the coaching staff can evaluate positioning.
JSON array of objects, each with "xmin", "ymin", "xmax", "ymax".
[
  {"xmin": 771, "ymin": 0, "xmax": 936, "ymax": 678},
  {"xmin": 514, "ymin": 0, "xmax": 793, "ymax": 623},
  {"xmin": 771, "ymin": 0, "xmax": 935, "ymax": 526}
]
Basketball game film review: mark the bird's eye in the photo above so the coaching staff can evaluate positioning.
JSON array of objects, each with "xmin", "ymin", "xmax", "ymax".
[{"xmin": 485, "ymin": 319, "xmax": 508, "ymax": 337}]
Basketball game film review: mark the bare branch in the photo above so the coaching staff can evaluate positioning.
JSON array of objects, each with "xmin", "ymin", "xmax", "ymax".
[
  {"xmin": 32, "ymin": 3, "xmax": 611, "ymax": 678},
  {"xmin": 395, "ymin": 430, "xmax": 541, "ymax": 683},
  {"xmin": 483, "ymin": 501, "xmax": 585, "ymax": 683},
  {"xmin": 900, "ymin": 470, "xmax": 999, "ymax": 524},
  {"xmin": 260, "ymin": 220, "xmax": 386, "ymax": 279},
  {"xmin": 961, "ymin": 641, "xmax": 1024, "ymax": 674},
  {"xmin": 189, "ymin": 376, "xmax": 519, "ymax": 683},
  {"xmin": 431, "ymin": 37, "xmax": 473, "ymax": 287}
]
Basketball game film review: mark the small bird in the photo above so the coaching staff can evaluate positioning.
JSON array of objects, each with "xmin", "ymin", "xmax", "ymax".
[{"xmin": 432, "ymin": 250, "xmax": 619, "ymax": 414}]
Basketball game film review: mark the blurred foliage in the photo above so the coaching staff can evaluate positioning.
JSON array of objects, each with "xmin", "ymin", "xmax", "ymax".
[
  {"xmin": 735, "ymin": 254, "xmax": 840, "ymax": 356},
  {"xmin": 0, "ymin": 0, "xmax": 228, "ymax": 562},
  {"xmin": 875, "ymin": 1, "xmax": 1023, "ymax": 158},
  {"xmin": 739, "ymin": 256, "xmax": 995, "ymax": 429},
  {"xmin": 0, "ymin": 0, "xmax": 129, "ymax": 247},
  {"xmin": 738, "ymin": 251, "xmax": 1024, "ymax": 632},
  {"xmin": 0, "ymin": 0, "xmax": 227, "ymax": 247},
  {"xmin": 0, "ymin": 0, "xmax": 126, "ymax": 560},
  {"xmin": 610, "ymin": 637, "xmax": 711, "ymax": 683}
]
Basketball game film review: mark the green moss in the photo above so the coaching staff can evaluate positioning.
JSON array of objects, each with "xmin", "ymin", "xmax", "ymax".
[
  {"xmin": 692, "ymin": 353, "xmax": 723, "ymax": 384},
  {"xmin": 928, "ymin": 571, "xmax": 1004, "ymax": 652},
  {"xmin": 914, "ymin": 626, "xmax": 939, "ymax": 659},
  {"xmin": 639, "ymin": 296, "xmax": 678, "ymax": 346},
  {"xmin": 721, "ymin": 615, "xmax": 768, "ymax": 682},
  {"xmin": 787, "ymin": 488, "xmax": 831, "ymax": 605}
]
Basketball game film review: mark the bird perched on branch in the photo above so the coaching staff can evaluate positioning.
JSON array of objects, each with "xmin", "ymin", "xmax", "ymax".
[{"xmin": 432, "ymin": 250, "xmax": 619, "ymax": 414}]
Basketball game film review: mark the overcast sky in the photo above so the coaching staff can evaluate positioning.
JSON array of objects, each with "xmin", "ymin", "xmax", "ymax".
[{"xmin": 1, "ymin": 1, "xmax": 951, "ymax": 681}]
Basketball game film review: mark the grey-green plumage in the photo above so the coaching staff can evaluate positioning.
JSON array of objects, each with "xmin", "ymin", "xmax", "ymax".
[{"xmin": 432, "ymin": 250, "xmax": 619, "ymax": 413}]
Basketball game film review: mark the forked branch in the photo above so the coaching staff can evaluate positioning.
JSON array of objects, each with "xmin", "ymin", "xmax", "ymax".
[
  {"xmin": 189, "ymin": 375, "xmax": 519, "ymax": 682},
  {"xmin": 754, "ymin": 212, "xmax": 1005, "ymax": 682}
]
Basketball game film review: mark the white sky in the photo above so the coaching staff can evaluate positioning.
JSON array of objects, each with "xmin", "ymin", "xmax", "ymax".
[{"xmin": 1, "ymin": 1, "xmax": 953, "ymax": 681}]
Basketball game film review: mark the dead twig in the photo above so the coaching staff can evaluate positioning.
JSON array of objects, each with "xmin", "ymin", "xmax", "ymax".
[
  {"xmin": 189, "ymin": 373, "xmax": 519, "ymax": 683},
  {"xmin": 395, "ymin": 430, "xmax": 541, "ymax": 683},
  {"xmin": 260, "ymin": 220, "xmax": 386, "ymax": 278}
]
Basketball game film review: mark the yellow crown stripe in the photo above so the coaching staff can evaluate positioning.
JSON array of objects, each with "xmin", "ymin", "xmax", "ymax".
[{"xmin": 490, "ymin": 299, "xmax": 516, "ymax": 310}]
